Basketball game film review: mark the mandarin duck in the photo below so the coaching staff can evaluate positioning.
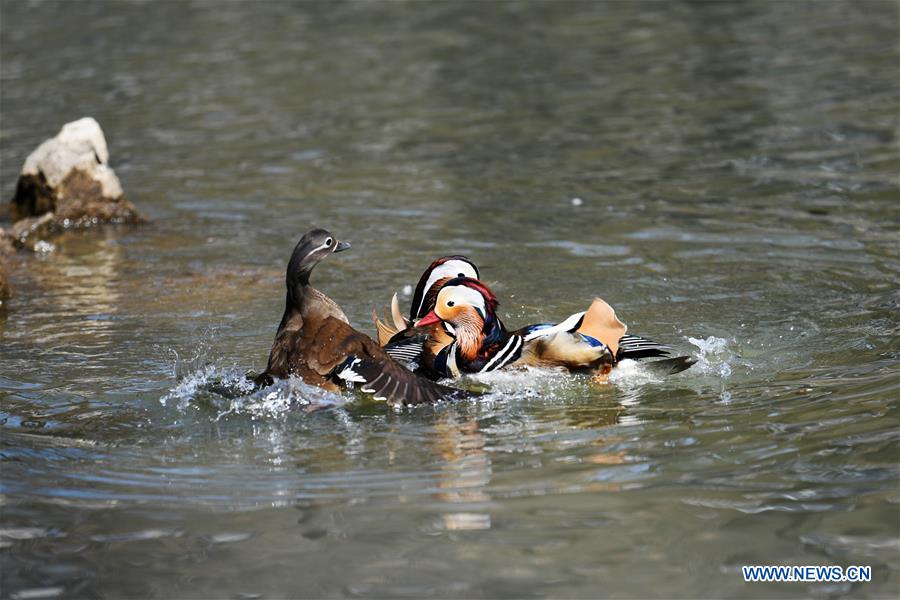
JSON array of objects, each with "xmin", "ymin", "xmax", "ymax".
[
  {"xmin": 387, "ymin": 276, "xmax": 694, "ymax": 379},
  {"xmin": 373, "ymin": 255, "xmax": 480, "ymax": 345},
  {"xmin": 254, "ymin": 229, "xmax": 478, "ymax": 406},
  {"xmin": 373, "ymin": 255, "xmax": 480, "ymax": 376}
]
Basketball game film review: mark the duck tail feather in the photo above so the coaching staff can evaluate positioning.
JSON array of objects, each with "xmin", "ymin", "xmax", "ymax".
[{"xmin": 641, "ymin": 356, "xmax": 696, "ymax": 376}]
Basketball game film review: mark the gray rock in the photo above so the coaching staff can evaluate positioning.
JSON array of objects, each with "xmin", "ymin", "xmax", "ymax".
[{"xmin": 9, "ymin": 117, "xmax": 143, "ymax": 226}]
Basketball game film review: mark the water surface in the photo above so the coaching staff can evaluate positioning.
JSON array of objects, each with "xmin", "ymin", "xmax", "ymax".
[{"xmin": 1, "ymin": 1, "xmax": 898, "ymax": 598}]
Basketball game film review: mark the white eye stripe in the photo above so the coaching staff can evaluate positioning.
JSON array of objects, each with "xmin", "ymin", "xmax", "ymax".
[
  {"xmin": 416, "ymin": 260, "xmax": 479, "ymax": 317},
  {"xmin": 309, "ymin": 240, "xmax": 331, "ymax": 255},
  {"xmin": 440, "ymin": 286, "xmax": 486, "ymax": 316}
]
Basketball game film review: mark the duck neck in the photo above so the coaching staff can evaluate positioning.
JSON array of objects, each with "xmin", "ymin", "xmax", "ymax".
[
  {"xmin": 286, "ymin": 262, "xmax": 316, "ymax": 305},
  {"xmin": 281, "ymin": 274, "xmax": 313, "ymax": 329},
  {"xmin": 456, "ymin": 311, "xmax": 509, "ymax": 367}
]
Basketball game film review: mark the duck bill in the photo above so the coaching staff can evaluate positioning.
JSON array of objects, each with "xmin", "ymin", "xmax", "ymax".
[
  {"xmin": 334, "ymin": 240, "xmax": 351, "ymax": 253},
  {"xmin": 415, "ymin": 310, "xmax": 442, "ymax": 327}
]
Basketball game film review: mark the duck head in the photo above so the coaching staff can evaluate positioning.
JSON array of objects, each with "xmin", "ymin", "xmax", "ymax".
[
  {"xmin": 409, "ymin": 256, "xmax": 480, "ymax": 321},
  {"xmin": 417, "ymin": 277, "xmax": 502, "ymax": 358},
  {"xmin": 286, "ymin": 228, "xmax": 351, "ymax": 291}
]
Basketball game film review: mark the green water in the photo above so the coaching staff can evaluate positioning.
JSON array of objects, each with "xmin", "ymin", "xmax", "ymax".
[{"xmin": 1, "ymin": 1, "xmax": 898, "ymax": 598}]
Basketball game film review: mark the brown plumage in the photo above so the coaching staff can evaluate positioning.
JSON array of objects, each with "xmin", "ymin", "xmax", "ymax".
[{"xmin": 256, "ymin": 229, "xmax": 478, "ymax": 406}]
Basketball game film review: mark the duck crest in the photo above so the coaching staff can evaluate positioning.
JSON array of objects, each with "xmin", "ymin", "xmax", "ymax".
[
  {"xmin": 410, "ymin": 255, "xmax": 480, "ymax": 321},
  {"xmin": 442, "ymin": 277, "xmax": 522, "ymax": 373}
]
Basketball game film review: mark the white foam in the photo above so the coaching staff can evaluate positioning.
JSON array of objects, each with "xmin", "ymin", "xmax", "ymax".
[
  {"xmin": 160, "ymin": 365, "xmax": 253, "ymax": 410},
  {"xmin": 467, "ymin": 366, "xmax": 581, "ymax": 401},
  {"xmin": 219, "ymin": 376, "xmax": 345, "ymax": 419},
  {"xmin": 687, "ymin": 336, "xmax": 735, "ymax": 378},
  {"xmin": 161, "ymin": 366, "xmax": 344, "ymax": 418},
  {"xmin": 608, "ymin": 359, "xmax": 665, "ymax": 387}
]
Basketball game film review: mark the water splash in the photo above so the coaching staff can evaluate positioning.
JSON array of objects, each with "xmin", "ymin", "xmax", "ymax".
[
  {"xmin": 687, "ymin": 336, "xmax": 736, "ymax": 378},
  {"xmin": 216, "ymin": 376, "xmax": 346, "ymax": 420},
  {"xmin": 161, "ymin": 350, "xmax": 713, "ymax": 418},
  {"xmin": 160, "ymin": 365, "xmax": 255, "ymax": 410},
  {"xmin": 469, "ymin": 366, "xmax": 580, "ymax": 400},
  {"xmin": 608, "ymin": 359, "xmax": 666, "ymax": 387},
  {"xmin": 161, "ymin": 366, "xmax": 345, "ymax": 418}
]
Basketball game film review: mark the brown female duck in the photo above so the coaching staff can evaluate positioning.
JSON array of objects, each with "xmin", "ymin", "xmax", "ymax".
[{"xmin": 255, "ymin": 229, "xmax": 476, "ymax": 406}]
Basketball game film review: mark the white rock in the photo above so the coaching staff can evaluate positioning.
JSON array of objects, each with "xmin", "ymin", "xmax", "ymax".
[{"xmin": 21, "ymin": 117, "xmax": 123, "ymax": 199}]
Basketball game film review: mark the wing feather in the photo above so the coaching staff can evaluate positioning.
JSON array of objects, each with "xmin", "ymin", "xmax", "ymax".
[
  {"xmin": 617, "ymin": 334, "xmax": 671, "ymax": 360},
  {"xmin": 336, "ymin": 353, "xmax": 476, "ymax": 406}
]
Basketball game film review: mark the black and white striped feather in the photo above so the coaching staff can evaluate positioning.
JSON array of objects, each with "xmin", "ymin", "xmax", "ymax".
[
  {"xmin": 616, "ymin": 334, "xmax": 671, "ymax": 360},
  {"xmin": 384, "ymin": 339, "xmax": 426, "ymax": 365},
  {"xmin": 480, "ymin": 335, "xmax": 523, "ymax": 372},
  {"xmin": 333, "ymin": 356, "xmax": 475, "ymax": 406}
]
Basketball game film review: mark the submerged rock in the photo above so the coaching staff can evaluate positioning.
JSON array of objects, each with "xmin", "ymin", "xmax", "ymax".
[
  {"xmin": 9, "ymin": 117, "xmax": 143, "ymax": 226},
  {"xmin": 7, "ymin": 213, "xmax": 55, "ymax": 251}
]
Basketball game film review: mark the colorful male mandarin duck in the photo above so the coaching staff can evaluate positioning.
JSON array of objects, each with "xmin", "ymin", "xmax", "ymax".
[
  {"xmin": 374, "ymin": 255, "xmax": 480, "ymax": 345},
  {"xmin": 254, "ymin": 229, "xmax": 478, "ymax": 406},
  {"xmin": 374, "ymin": 256, "xmax": 480, "ymax": 378},
  {"xmin": 388, "ymin": 276, "xmax": 694, "ymax": 379}
]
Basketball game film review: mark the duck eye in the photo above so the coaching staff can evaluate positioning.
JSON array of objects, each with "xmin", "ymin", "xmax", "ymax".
[
  {"xmin": 325, "ymin": 237, "xmax": 333, "ymax": 247},
  {"xmin": 447, "ymin": 301, "xmax": 455, "ymax": 307}
]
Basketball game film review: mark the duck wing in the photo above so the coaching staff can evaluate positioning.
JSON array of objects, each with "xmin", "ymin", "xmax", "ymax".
[
  {"xmin": 616, "ymin": 334, "xmax": 671, "ymax": 360},
  {"xmin": 383, "ymin": 328, "xmax": 429, "ymax": 365},
  {"xmin": 575, "ymin": 298, "xmax": 628, "ymax": 355},
  {"xmin": 383, "ymin": 323, "xmax": 457, "ymax": 380},
  {"xmin": 334, "ymin": 354, "xmax": 472, "ymax": 405},
  {"xmin": 255, "ymin": 311, "xmax": 305, "ymax": 386},
  {"xmin": 311, "ymin": 317, "xmax": 477, "ymax": 406},
  {"xmin": 641, "ymin": 355, "xmax": 696, "ymax": 375}
]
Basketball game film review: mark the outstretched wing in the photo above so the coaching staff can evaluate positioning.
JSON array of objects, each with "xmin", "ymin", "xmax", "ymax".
[
  {"xmin": 308, "ymin": 317, "xmax": 477, "ymax": 406},
  {"xmin": 334, "ymin": 355, "xmax": 477, "ymax": 406},
  {"xmin": 383, "ymin": 324, "xmax": 457, "ymax": 380}
]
